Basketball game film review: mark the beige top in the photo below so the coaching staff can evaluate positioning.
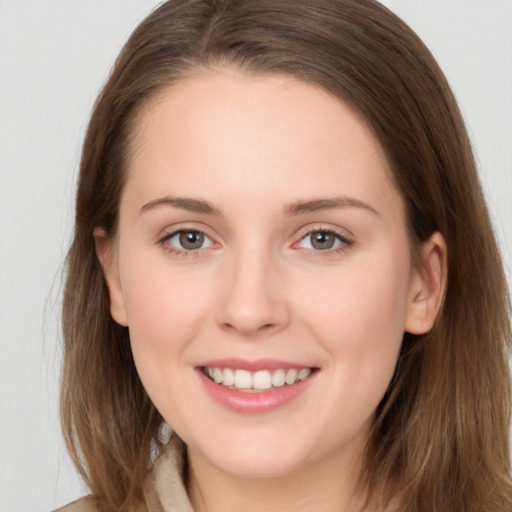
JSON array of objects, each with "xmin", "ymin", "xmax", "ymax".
[{"xmin": 54, "ymin": 437, "xmax": 194, "ymax": 512}]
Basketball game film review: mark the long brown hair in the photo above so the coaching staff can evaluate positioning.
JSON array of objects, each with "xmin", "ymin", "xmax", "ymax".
[{"xmin": 61, "ymin": 1, "xmax": 512, "ymax": 510}]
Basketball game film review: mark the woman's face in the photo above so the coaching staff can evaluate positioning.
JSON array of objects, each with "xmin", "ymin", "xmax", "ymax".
[{"xmin": 99, "ymin": 69, "xmax": 440, "ymax": 479}]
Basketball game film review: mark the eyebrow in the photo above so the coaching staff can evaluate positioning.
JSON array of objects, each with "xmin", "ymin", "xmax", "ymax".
[
  {"xmin": 139, "ymin": 196, "xmax": 220, "ymax": 215},
  {"xmin": 283, "ymin": 197, "xmax": 379, "ymax": 216},
  {"xmin": 139, "ymin": 195, "xmax": 378, "ymax": 217}
]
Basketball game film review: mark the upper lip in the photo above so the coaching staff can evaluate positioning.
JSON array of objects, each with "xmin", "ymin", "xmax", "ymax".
[{"xmin": 197, "ymin": 358, "xmax": 315, "ymax": 372}]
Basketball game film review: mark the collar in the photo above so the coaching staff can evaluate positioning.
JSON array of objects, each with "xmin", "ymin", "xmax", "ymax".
[{"xmin": 144, "ymin": 435, "xmax": 195, "ymax": 512}]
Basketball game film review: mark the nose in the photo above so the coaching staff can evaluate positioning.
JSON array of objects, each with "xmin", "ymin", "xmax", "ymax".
[{"xmin": 215, "ymin": 248, "xmax": 291, "ymax": 338}]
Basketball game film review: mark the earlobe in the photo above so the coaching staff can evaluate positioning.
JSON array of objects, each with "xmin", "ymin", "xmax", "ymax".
[
  {"xmin": 404, "ymin": 232, "xmax": 447, "ymax": 335},
  {"xmin": 93, "ymin": 227, "xmax": 128, "ymax": 327}
]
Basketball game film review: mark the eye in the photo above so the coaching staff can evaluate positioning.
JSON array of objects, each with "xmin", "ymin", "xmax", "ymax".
[
  {"xmin": 160, "ymin": 229, "xmax": 215, "ymax": 252},
  {"xmin": 297, "ymin": 230, "xmax": 351, "ymax": 251}
]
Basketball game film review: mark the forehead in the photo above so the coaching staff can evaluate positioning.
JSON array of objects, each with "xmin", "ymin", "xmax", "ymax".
[{"xmin": 123, "ymin": 68, "xmax": 402, "ymax": 219}]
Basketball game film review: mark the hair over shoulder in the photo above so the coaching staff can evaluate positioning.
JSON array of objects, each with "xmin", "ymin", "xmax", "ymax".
[{"xmin": 61, "ymin": 1, "xmax": 512, "ymax": 510}]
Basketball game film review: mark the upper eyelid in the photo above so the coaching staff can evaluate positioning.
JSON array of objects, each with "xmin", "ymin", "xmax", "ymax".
[
  {"xmin": 158, "ymin": 228, "xmax": 215, "ymax": 245},
  {"xmin": 157, "ymin": 223, "xmax": 217, "ymax": 241},
  {"xmin": 300, "ymin": 228, "xmax": 351, "ymax": 239},
  {"xmin": 294, "ymin": 223, "xmax": 355, "ymax": 241}
]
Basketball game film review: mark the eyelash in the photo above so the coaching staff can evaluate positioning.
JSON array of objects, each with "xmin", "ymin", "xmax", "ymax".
[
  {"xmin": 156, "ymin": 227, "xmax": 354, "ymax": 258},
  {"xmin": 295, "ymin": 229, "xmax": 353, "ymax": 256},
  {"xmin": 157, "ymin": 229, "xmax": 216, "ymax": 258}
]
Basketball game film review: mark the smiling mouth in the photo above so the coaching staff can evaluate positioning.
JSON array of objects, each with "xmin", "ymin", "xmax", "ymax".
[{"xmin": 201, "ymin": 366, "xmax": 315, "ymax": 392}]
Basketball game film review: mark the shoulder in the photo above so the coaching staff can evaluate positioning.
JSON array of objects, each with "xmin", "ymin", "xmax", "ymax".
[{"xmin": 53, "ymin": 495, "xmax": 99, "ymax": 512}]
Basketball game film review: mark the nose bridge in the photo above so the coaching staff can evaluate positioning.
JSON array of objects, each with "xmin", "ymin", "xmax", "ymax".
[{"xmin": 216, "ymin": 240, "xmax": 289, "ymax": 337}]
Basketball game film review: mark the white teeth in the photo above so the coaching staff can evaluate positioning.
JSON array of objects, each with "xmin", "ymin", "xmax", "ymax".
[
  {"xmin": 204, "ymin": 366, "xmax": 314, "ymax": 391},
  {"xmin": 285, "ymin": 369, "xmax": 298, "ymax": 385},
  {"xmin": 253, "ymin": 370, "xmax": 272, "ymax": 390},
  {"xmin": 298, "ymin": 368, "xmax": 312, "ymax": 381},
  {"xmin": 223, "ymin": 368, "xmax": 235, "ymax": 386},
  {"xmin": 234, "ymin": 369, "xmax": 252, "ymax": 389},
  {"xmin": 213, "ymin": 367, "xmax": 223, "ymax": 384},
  {"xmin": 271, "ymin": 368, "xmax": 286, "ymax": 387}
]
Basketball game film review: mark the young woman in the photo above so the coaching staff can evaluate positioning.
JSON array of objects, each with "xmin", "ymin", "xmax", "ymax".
[{"xmin": 58, "ymin": 1, "xmax": 512, "ymax": 510}]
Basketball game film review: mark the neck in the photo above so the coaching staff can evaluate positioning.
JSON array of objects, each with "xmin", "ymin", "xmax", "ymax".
[{"xmin": 186, "ymin": 443, "xmax": 368, "ymax": 512}]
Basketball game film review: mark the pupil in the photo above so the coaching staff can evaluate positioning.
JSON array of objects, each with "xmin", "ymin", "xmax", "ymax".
[
  {"xmin": 179, "ymin": 231, "xmax": 204, "ymax": 250},
  {"xmin": 312, "ymin": 231, "xmax": 335, "ymax": 250}
]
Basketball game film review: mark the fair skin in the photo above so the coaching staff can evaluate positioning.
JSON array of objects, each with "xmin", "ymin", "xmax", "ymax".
[{"xmin": 96, "ymin": 68, "xmax": 446, "ymax": 512}]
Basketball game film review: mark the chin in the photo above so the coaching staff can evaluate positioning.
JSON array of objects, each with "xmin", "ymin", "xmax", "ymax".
[
  {"xmin": 186, "ymin": 427, "xmax": 318, "ymax": 480},
  {"xmin": 214, "ymin": 451, "xmax": 305, "ymax": 480}
]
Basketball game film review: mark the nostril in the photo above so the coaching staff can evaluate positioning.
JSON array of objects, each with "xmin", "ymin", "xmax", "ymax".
[{"xmin": 220, "ymin": 320, "xmax": 281, "ymax": 338}]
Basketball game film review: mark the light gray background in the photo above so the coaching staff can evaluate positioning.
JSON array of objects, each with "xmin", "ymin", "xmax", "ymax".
[{"xmin": 0, "ymin": 1, "xmax": 511, "ymax": 510}]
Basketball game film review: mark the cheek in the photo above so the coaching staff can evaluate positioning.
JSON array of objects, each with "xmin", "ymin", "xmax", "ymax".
[
  {"xmin": 306, "ymin": 257, "xmax": 409, "ymax": 336},
  {"xmin": 120, "ymin": 259, "xmax": 213, "ymax": 365},
  {"xmin": 300, "ymin": 251, "xmax": 411, "ymax": 395},
  {"xmin": 120, "ymin": 265, "xmax": 215, "ymax": 425}
]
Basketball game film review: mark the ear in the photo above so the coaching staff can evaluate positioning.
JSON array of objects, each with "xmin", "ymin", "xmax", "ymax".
[
  {"xmin": 94, "ymin": 227, "xmax": 128, "ymax": 327},
  {"xmin": 404, "ymin": 231, "xmax": 447, "ymax": 335}
]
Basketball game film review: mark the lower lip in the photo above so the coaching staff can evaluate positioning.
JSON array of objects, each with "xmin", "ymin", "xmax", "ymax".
[{"xmin": 196, "ymin": 369, "xmax": 316, "ymax": 414}]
